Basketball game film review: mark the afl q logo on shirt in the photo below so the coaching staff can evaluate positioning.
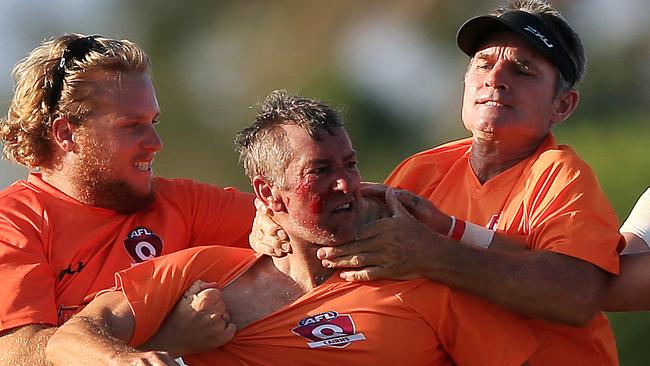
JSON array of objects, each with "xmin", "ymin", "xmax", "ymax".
[
  {"xmin": 123, "ymin": 226, "xmax": 164, "ymax": 263},
  {"xmin": 291, "ymin": 311, "xmax": 366, "ymax": 349}
]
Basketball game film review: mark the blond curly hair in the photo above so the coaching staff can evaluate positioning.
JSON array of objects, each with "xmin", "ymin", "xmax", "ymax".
[{"xmin": 0, "ymin": 34, "xmax": 151, "ymax": 168}]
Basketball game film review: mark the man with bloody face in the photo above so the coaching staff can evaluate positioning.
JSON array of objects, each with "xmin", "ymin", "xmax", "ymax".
[
  {"xmin": 253, "ymin": 1, "xmax": 624, "ymax": 365},
  {"xmin": 45, "ymin": 91, "xmax": 536, "ymax": 366}
]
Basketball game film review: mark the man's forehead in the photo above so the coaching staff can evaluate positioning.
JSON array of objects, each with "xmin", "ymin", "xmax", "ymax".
[
  {"xmin": 85, "ymin": 71, "xmax": 159, "ymax": 117},
  {"xmin": 283, "ymin": 125, "xmax": 353, "ymax": 157}
]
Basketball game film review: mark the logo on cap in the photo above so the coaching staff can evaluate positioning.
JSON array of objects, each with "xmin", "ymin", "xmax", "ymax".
[
  {"xmin": 123, "ymin": 226, "xmax": 164, "ymax": 263},
  {"xmin": 291, "ymin": 311, "xmax": 366, "ymax": 349},
  {"xmin": 523, "ymin": 26, "xmax": 554, "ymax": 48}
]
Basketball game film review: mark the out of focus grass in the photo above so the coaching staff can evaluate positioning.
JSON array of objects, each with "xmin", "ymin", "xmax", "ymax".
[{"xmin": 556, "ymin": 114, "xmax": 650, "ymax": 366}]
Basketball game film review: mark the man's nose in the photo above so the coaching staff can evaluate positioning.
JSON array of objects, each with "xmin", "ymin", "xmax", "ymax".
[
  {"xmin": 333, "ymin": 176, "xmax": 350, "ymax": 194},
  {"xmin": 484, "ymin": 61, "xmax": 509, "ymax": 90},
  {"xmin": 143, "ymin": 125, "xmax": 163, "ymax": 153}
]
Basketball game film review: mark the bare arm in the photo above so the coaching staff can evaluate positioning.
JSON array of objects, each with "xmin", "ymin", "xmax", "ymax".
[
  {"xmin": 0, "ymin": 324, "xmax": 56, "ymax": 366},
  {"xmin": 603, "ymin": 246, "xmax": 650, "ymax": 311},
  {"xmin": 318, "ymin": 187, "xmax": 609, "ymax": 326},
  {"xmin": 46, "ymin": 291, "xmax": 176, "ymax": 366},
  {"xmin": 620, "ymin": 232, "xmax": 649, "ymax": 254},
  {"xmin": 139, "ymin": 280, "xmax": 236, "ymax": 356}
]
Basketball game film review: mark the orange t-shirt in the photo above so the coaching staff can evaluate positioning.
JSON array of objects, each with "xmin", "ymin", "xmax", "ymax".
[
  {"xmin": 0, "ymin": 173, "xmax": 254, "ymax": 331},
  {"xmin": 116, "ymin": 246, "xmax": 536, "ymax": 366},
  {"xmin": 385, "ymin": 134, "xmax": 624, "ymax": 366}
]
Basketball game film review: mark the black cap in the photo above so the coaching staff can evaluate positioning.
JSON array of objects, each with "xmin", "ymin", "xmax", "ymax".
[{"xmin": 457, "ymin": 10, "xmax": 577, "ymax": 86}]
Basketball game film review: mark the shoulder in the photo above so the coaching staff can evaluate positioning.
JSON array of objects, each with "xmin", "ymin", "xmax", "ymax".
[
  {"xmin": 119, "ymin": 246, "xmax": 256, "ymax": 282},
  {"xmin": 153, "ymin": 177, "xmax": 252, "ymax": 202},
  {"xmin": 0, "ymin": 179, "xmax": 47, "ymax": 222},
  {"xmin": 526, "ymin": 142, "xmax": 602, "ymax": 192},
  {"xmin": 386, "ymin": 138, "xmax": 471, "ymax": 191},
  {"xmin": 398, "ymin": 138, "xmax": 471, "ymax": 169},
  {"xmin": 153, "ymin": 177, "xmax": 213, "ymax": 193},
  {"xmin": 533, "ymin": 142, "xmax": 593, "ymax": 176}
]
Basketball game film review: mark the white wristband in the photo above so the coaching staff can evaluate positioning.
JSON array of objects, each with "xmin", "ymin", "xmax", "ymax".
[
  {"xmin": 621, "ymin": 187, "xmax": 650, "ymax": 249},
  {"xmin": 447, "ymin": 216, "xmax": 494, "ymax": 249},
  {"xmin": 461, "ymin": 221, "xmax": 495, "ymax": 249}
]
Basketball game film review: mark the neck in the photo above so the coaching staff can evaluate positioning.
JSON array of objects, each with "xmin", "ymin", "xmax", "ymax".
[
  {"xmin": 271, "ymin": 239, "xmax": 337, "ymax": 292},
  {"xmin": 267, "ymin": 199, "xmax": 389, "ymax": 291},
  {"xmin": 469, "ymin": 135, "xmax": 546, "ymax": 184},
  {"xmin": 40, "ymin": 166, "xmax": 83, "ymax": 201}
]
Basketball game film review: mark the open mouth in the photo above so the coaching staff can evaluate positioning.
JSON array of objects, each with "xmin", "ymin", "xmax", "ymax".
[
  {"xmin": 134, "ymin": 161, "xmax": 152, "ymax": 172},
  {"xmin": 482, "ymin": 101, "xmax": 505, "ymax": 107},
  {"xmin": 332, "ymin": 201, "xmax": 353, "ymax": 213},
  {"xmin": 477, "ymin": 97, "xmax": 509, "ymax": 108}
]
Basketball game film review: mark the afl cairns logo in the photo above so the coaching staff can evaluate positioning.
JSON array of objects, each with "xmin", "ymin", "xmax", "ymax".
[
  {"xmin": 123, "ymin": 226, "xmax": 163, "ymax": 263},
  {"xmin": 291, "ymin": 311, "xmax": 366, "ymax": 349}
]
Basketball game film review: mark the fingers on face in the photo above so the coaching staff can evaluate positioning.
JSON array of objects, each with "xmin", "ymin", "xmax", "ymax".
[{"xmin": 360, "ymin": 183, "xmax": 389, "ymax": 199}]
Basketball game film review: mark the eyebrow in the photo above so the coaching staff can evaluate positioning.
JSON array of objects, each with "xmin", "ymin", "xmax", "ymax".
[
  {"xmin": 115, "ymin": 112, "xmax": 161, "ymax": 121},
  {"xmin": 474, "ymin": 52, "xmax": 533, "ymax": 69}
]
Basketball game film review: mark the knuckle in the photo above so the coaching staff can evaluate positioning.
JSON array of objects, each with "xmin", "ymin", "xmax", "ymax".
[{"xmin": 350, "ymin": 255, "xmax": 362, "ymax": 266}]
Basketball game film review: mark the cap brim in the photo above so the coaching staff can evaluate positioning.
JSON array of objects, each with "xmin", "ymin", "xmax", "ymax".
[{"xmin": 457, "ymin": 15, "xmax": 518, "ymax": 57}]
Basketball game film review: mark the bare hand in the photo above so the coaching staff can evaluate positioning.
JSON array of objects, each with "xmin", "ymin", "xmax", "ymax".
[
  {"xmin": 143, "ymin": 280, "xmax": 236, "ymax": 356},
  {"xmin": 108, "ymin": 350, "xmax": 177, "ymax": 366},
  {"xmin": 249, "ymin": 198, "xmax": 290, "ymax": 257},
  {"xmin": 318, "ymin": 187, "xmax": 442, "ymax": 281},
  {"xmin": 361, "ymin": 184, "xmax": 450, "ymax": 234}
]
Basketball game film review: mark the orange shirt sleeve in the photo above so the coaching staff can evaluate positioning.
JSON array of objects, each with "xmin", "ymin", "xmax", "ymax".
[
  {"xmin": 400, "ymin": 281, "xmax": 536, "ymax": 366},
  {"xmin": 384, "ymin": 139, "xmax": 472, "ymax": 192},
  {"xmin": 114, "ymin": 246, "xmax": 256, "ymax": 346},
  {"xmin": 0, "ymin": 196, "xmax": 57, "ymax": 331},
  {"xmin": 520, "ymin": 150, "xmax": 624, "ymax": 274},
  {"xmin": 159, "ymin": 178, "xmax": 255, "ymax": 248}
]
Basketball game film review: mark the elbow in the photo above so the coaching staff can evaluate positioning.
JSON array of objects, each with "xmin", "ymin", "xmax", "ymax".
[
  {"xmin": 558, "ymin": 287, "xmax": 604, "ymax": 327},
  {"xmin": 563, "ymin": 307, "xmax": 599, "ymax": 327}
]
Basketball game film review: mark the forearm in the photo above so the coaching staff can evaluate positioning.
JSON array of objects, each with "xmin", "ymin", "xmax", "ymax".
[
  {"xmin": 45, "ymin": 292, "xmax": 175, "ymax": 366},
  {"xmin": 46, "ymin": 315, "xmax": 135, "ymax": 366},
  {"xmin": 421, "ymin": 234, "xmax": 608, "ymax": 325},
  {"xmin": 0, "ymin": 325, "xmax": 56, "ymax": 366},
  {"xmin": 603, "ymin": 252, "xmax": 650, "ymax": 311}
]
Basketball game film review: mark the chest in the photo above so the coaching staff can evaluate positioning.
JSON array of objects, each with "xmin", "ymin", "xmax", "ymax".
[
  {"xmin": 430, "ymin": 167, "xmax": 523, "ymax": 229},
  {"xmin": 205, "ymin": 282, "xmax": 446, "ymax": 366},
  {"xmin": 45, "ymin": 207, "xmax": 194, "ymax": 322}
]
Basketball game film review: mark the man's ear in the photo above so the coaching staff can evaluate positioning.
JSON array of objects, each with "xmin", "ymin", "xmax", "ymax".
[
  {"xmin": 252, "ymin": 176, "xmax": 286, "ymax": 213},
  {"xmin": 51, "ymin": 117, "xmax": 77, "ymax": 153},
  {"xmin": 550, "ymin": 89, "xmax": 579, "ymax": 127}
]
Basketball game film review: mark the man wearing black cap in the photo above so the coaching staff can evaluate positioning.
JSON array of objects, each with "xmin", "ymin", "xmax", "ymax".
[{"xmin": 312, "ymin": 1, "xmax": 623, "ymax": 364}]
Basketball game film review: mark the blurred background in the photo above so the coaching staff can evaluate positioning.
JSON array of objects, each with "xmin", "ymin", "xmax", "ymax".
[{"xmin": 0, "ymin": 0, "xmax": 648, "ymax": 363}]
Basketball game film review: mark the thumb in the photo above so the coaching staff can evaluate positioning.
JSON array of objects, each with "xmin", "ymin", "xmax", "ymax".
[
  {"xmin": 385, "ymin": 187, "xmax": 413, "ymax": 218},
  {"xmin": 185, "ymin": 279, "xmax": 218, "ymax": 296}
]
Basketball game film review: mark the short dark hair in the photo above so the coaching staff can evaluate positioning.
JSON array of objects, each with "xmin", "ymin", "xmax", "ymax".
[{"xmin": 235, "ymin": 90, "xmax": 344, "ymax": 187}]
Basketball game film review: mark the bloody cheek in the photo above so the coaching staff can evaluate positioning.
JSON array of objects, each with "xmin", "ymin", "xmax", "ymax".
[{"xmin": 295, "ymin": 177, "xmax": 326, "ymax": 218}]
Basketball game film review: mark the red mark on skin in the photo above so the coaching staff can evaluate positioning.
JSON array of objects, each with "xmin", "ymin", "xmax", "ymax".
[{"xmin": 295, "ymin": 176, "xmax": 326, "ymax": 219}]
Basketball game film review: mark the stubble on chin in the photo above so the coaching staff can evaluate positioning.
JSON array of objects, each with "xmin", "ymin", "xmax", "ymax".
[
  {"xmin": 74, "ymin": 167, "xmax": 156, "ymax": 214},
  {"xmin": 73, "ymin": 136, "xmax": 155, "ymax": 214}
]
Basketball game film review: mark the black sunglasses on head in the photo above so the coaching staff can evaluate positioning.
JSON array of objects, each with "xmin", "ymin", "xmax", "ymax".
[{"xmin": 46, "ymin": 35, "xmax": 104, "ymax": 112}]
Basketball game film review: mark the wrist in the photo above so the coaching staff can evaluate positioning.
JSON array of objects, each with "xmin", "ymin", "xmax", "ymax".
[{"xmin": 446, "ymin": 216, "xmax": 494, "ymax": 249}]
